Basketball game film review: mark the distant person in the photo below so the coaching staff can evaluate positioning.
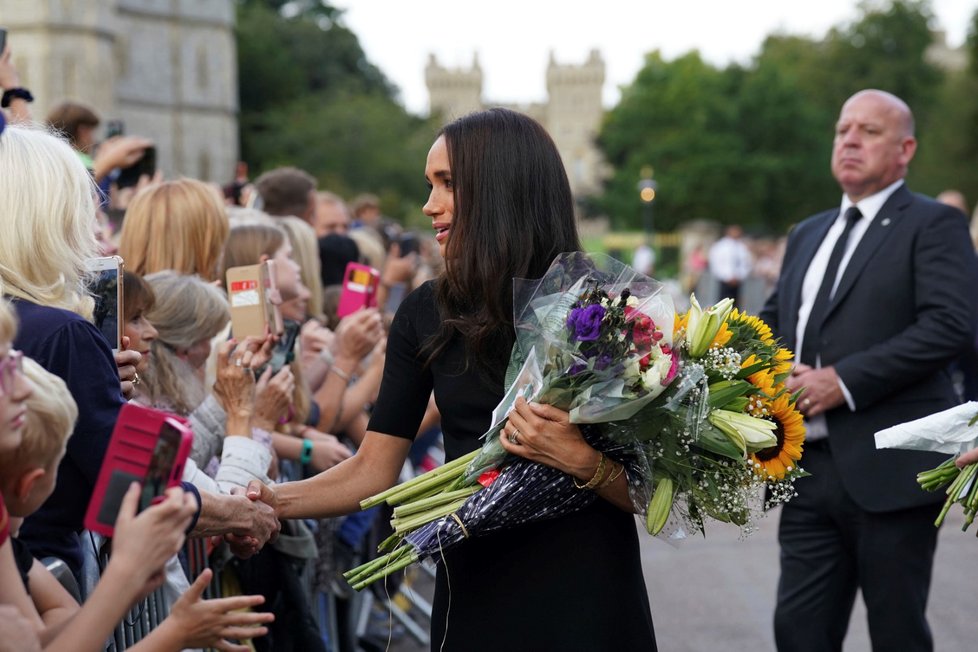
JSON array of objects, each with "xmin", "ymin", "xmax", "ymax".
[
  {"xmin": 681, "ymin": 243, "xmax": 708, "ymax": 294},
  {"xmin": 632, "ymin": 243, "xmax": 655, "ymax": 276},
  {"xmin": 936, "ymin": 189, "xmax": 968, "ymax": 217},
  {"xmin": 254, "ymin": 166, "xmax": 317, "ymax": 223},
  {"xmin": 314, "ymin": 191, "xmax": 352, "ymax": 237},
  {"xmin": 709, "ymin": 224, "xmax": 753, "ymax": 304},
  {"xmin": 45, "ymin": 101, "xmax": 151, "ymax": 185},
  {"xmin": 351, "ymin": 193, "xmax": 400, "ymax": 248}
]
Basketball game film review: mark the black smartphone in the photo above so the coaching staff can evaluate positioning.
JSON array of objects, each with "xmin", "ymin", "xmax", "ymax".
[
  {"xmin": 0, "ymin": 28, "xmax": 8, "ymax": 55},
  {"xmin": 252, "ymin": 319, "xmax": 301, "ymax": 378},
  {"xmin": 116, "ymin": 145, "xmax": 156, "ymax": 189},
  {"xmin": 105, "ymin": 119, "xmax": 125, "ymax": 139},
  {"xmin": 399, "ymin": 233, "xmax": 420, "ymax": 257}
]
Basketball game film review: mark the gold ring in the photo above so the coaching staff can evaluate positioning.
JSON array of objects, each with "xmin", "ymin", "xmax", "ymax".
[{"xmin": 131, "ymin": 372, "xmax": 140, "ymax": 386}]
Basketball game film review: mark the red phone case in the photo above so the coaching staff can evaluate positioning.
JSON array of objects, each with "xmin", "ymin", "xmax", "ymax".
[
  {"xmin": 84, "ymin": 403, "xmax": 192, "ymax": 537},
  {"xmin": 337, "ymin": 262, "xmax": 380, "ymax": 318}
]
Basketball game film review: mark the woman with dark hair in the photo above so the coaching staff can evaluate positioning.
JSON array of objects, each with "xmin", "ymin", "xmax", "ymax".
[{"xmin": 257, "ymin": 108, "xmax": 657, "ymax": 649}]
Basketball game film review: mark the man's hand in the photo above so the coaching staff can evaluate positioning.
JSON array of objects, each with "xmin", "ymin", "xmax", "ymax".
[
  {"xmin": 956, "ymin": 447, "xmax": 978, "ymax": 468},
  {"xmin": 222, "ymin": 484, "xmax": 280, "ymax": 559},
  {"xmin": 787, "ymin": 363, "xmax": 845, "ymax": 417}
]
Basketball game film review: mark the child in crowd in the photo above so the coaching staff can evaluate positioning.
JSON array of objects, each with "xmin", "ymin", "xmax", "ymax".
[{"xmin": 0, "ymin": 353, "xmax": 275, "ymax": 651}]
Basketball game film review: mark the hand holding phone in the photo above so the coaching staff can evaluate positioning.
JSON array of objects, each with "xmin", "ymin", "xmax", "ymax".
[
  {"xmin": 85, "ymin": 404, "xmax": 193, "ymax": 537},
  {"xmin": 227, "ymin": 262, "xmax": 284, "ymax": 339},
  {"xmin": 87, "ymin": 256, "xmax": 124, "ymax": 352},
  {"xmin": 337, "ymin": 262, "xmax": 380, "ymax": 319}
]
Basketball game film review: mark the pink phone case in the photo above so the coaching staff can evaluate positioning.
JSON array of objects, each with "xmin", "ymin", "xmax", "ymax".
[
  {"xmin": 337, "ymin": 262, "xmax": 380, "ymax": 318},
  {"xmin": 84, "ymin": 403, "xmax": 192, "ymax": 537}
]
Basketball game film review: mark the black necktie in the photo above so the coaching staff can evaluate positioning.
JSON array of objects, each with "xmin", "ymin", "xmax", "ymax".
[{"xmin": 800, "ymin": 206, "xmax": 863, "ymax": 366}]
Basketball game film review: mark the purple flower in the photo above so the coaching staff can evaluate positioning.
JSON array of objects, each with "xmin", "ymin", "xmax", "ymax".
[{"xmin": 567, "ymin": 304, "xmax": 606, "ymax": 342}]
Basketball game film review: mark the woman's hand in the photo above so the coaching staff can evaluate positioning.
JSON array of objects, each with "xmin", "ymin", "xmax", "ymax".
[
  {"xmin": 498, "ymin": 397, "xmax": 598, "ymax": 482},
  {"xmin": 299, "ymin": 320, "xmax": 334, "ymax": 357},
  {"xmin": 306, "ymin": 430, "xmax": 352, "ymax": 471},
  {"xmin": 333, "ymin": 308, "xmax": 384, "ymax": 362},
  {"xmin": 253, "ymin": 366, "xmax": 295, "ymax": 431},
  {"xmin": 212, "ymin": 339, "xmax": 258, "ymax": 422},
  {"xmin": 158, "ymin": 568, "xmax": 273, "ymax": 651},
  {"xmin": 115, "ymin": 335, "xmax": 142, "ymax": 400},
  {"xmin": 956, "ymin": 447, "xmax": 978, "ymax": 468}
]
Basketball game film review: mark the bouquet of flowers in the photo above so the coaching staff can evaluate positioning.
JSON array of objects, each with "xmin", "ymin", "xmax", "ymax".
[
  {"xmin": 344, "ymin": 253, "xmax": 806, "ymax": 589},
  {"xmin": 876, "ymin": 402, "xmax": 978, "ymax": 531}
]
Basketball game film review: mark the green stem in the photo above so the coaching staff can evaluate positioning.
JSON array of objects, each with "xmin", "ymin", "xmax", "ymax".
[
  {"xmin": 392, "ymin": 497, "xmax": 471, "ymax": 535},
  {"xmin": 359, "ymin": 450, "xmax": 479, "ymax": 509},
  {"xmin": 351, "ymin": 550, "xmax": 420, "ymax": 591},
  {"xmin": 393, "ymin": 486, "xmax": 481, "ymax": 519}
]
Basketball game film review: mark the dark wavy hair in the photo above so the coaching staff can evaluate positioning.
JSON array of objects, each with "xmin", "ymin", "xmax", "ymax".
[{"xmin": 424, "ymin": 108, "xmax": 581, "ymax": 377}]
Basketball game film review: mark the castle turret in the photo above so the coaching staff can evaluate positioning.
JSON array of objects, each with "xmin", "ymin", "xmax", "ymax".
[{"xmin": 425, "ymin": 53, "xmax": 483, "ymax": 119}]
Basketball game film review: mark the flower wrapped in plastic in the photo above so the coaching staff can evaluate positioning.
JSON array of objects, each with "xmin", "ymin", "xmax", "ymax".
[
  {"xmin": 345, "ymin": 252, "xmax": 678, "ymax": 588},
  {"xmin": 622, "ymin": 295, "xmax": 806, "ymax": 540},
  {"xmin": 345, "ymin": 254, "xmax": 807, "ymax": 589}
]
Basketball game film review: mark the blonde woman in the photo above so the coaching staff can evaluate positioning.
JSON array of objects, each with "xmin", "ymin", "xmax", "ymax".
[
  {"xmin": 0, "ymin": 125, "xmax": 278, "ymax": 577},
  {"xmin": 119, "ymin": 179, "xmax": 230, "ymax": 283},
  {"xmin": 0, "ymin": 124, "xmax": 151, "ymax": 575}
]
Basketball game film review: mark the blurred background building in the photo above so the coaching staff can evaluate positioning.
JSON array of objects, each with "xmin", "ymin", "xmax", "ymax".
[{"xmin": 0, "ymin": 0, "xmax": 238, "ymax": 181}]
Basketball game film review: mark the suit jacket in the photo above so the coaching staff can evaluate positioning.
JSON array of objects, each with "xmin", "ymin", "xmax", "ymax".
[{"xmin": 760, "ymin": 184, "xmax": 978, "ymax": 512}]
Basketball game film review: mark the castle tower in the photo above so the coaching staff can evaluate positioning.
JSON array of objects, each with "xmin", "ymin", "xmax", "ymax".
[
  {"xmin": 545, "ymin": 49, "xmax": 606, "ymax": 197},
  {"xmin": 0, "ymin": 0, "xmax": 238, "ymax": 182},
  {"xmin": 425, "ymin": 53, "xmax": 483, "ymax": 120},
  {"xmin": 0, "ymin": 0, "xmax": 118, "ymax": 119}
]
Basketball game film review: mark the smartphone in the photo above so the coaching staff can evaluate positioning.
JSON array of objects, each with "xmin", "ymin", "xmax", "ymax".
[
  {"xmin": 105, "ymin": 119, "xmax": 125, "ymax": 139},
  {"xmin": 0, "ymin": 28, "xmax": 7, "ymax": 55},
  {"xmin": 87, "ymin": 256, "xmax": 124, "ymax": 352},
  {"xmin": 116, "ymin": 145, "xmax": 156, "ymax": 189},
  {"xmin": 337, "ymin": 262, "xmax": 380, "ymax": 319},
  {"xmin": 226, "ymin": 262, "xmax": 283, "ymax": 339},
  {"xmin": 253, "ymin": 319, "xmax": 301, "ymax": 377},
  {"xmin": 84, "ymin": 404, "xmax": 192, "ymax": 537},
  {"xmin": 398, "ymin": 233, "xmax": 420, "ymax": 257}
]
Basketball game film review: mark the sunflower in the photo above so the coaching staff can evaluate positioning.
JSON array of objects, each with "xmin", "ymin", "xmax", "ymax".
[
  {"xmin": 749, "ymin": 393, "xmax": 805, "ymax": 480},
  {"xmin": 710, "ymin": 320, "xmax": 732, "ymax": 349},
  {"xmin": 742, "ymin": 354, "xmax": 775, "ymax": 396},
  {"xmin": 772, "ymin": 346, "xmax": 794, "ymax": 377},
  {"xmin": 729, "ymin": 309, "xmax": 775, "ymax": 345}
]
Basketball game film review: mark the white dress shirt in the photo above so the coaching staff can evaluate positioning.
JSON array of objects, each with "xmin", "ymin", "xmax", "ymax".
[{"xmin": 796, "ymin": 179, "xmax": 904, "ymax": 439}]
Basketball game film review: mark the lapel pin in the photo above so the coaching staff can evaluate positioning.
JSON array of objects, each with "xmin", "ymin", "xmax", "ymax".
[{"xmin": 881, "ymin": 218, "xmax": 891, "ymax": 226}]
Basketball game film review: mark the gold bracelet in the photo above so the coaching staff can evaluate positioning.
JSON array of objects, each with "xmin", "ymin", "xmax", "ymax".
[
  {"xmin": 597, "ymin": 462, "xmax": 625, "ymax": 489},
  {"xmin": 573, "ymin": 452, "xmax": 607, "ymax": 490},
  {"xmin": 329, "ymin": 365, "xmax": 351, "ymax": 382}
]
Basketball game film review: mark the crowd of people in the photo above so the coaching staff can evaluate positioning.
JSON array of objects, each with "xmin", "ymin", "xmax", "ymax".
[{"xmin": 4, "ymin": 33, "xmax": 978, "ymax": 652}]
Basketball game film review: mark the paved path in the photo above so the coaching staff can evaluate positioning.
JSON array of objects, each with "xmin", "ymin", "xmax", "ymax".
[{"xmin": 390, "ymin": 505, "xmax": 978, "ymax": 651}]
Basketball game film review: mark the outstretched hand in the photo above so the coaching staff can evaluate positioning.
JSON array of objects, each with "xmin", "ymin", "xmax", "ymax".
[{"xmin": 163, "ymin": 568, "xmax": 274, "ymax": 651}]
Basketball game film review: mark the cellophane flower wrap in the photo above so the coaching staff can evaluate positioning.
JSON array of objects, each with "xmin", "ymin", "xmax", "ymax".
[
  {"xmin": 618, "ymin": 294, "xmax": 806, "ymax": 541},
  {"xmin": 344, "ymin": 253, "xmax": 676, "ymax": 588},
  {"xmin": 344, "ymin": 253, "xmax": 805, "ymax": 590}
]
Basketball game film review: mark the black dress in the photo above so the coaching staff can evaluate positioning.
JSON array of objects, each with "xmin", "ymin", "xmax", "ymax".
[{"xmin": 369, "ymin": 282, "xmax": 657, "ymax": 651}]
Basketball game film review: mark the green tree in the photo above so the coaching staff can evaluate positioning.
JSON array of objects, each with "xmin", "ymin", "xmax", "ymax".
[{"xmin": 235, "ymin": 0, "xmax": 435, "ymax": 221}]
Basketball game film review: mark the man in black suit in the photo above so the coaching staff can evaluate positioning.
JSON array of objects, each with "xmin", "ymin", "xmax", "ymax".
[{"xmin": 760, "ymin": 89, "xmax": 978, "ymax": 651}]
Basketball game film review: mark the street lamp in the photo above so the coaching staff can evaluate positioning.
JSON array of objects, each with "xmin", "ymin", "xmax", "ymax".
[{"xmin": 637, "ymin": 166, "xmax": 657, "ymax": 246}]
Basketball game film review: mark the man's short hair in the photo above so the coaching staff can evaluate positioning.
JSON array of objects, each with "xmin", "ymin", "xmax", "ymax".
[{"xmin": 254, "ymin": 167, "xmax": 317, "ymax": 217}]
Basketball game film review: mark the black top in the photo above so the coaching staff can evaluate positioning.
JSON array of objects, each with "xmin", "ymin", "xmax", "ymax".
[{"xmin": 369, "ymin": 282, "xmax": 657, "ymax": 651}]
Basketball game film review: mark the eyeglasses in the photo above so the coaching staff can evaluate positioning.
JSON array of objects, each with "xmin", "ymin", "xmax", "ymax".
[{"xmin": 0, "ymin": 350, "xmax": 24, "ymax": 397}]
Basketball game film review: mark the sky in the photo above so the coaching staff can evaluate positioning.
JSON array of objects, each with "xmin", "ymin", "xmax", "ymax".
[{"xmin": 333, "ymin": 0, "xmax": 975, "ymax": 116}]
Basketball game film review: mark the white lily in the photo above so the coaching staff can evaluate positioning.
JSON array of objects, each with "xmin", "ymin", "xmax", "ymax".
[
  {"xmin": 708, "ymin": 409, "xmax": 778, "ymax": 456},
  {"xmin": 686, "ymin": 294, "xmax": 734, "ymax": 358}
]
